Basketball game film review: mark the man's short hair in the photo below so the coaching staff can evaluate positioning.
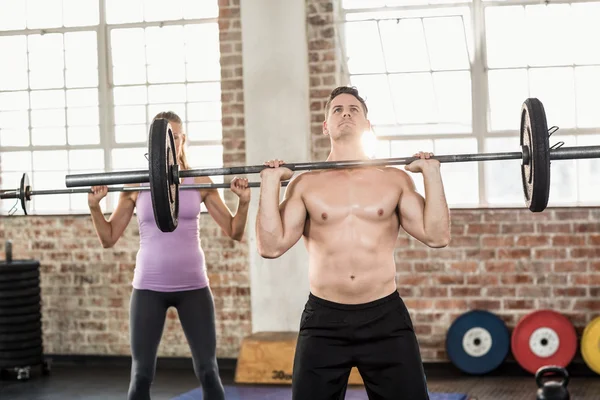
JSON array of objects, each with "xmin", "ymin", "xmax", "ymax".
[{"xmin": 324, "ymin": 86, "xmax": 368, "ymax": 119}]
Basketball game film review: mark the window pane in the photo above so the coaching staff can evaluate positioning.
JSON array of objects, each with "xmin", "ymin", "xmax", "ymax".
[
  {"xmin": 1, "ymin": 151, "xmax": 32, "ymax": 171},
  {"xmin": 572, "ymin": 3, "xmax": 600, "ymax": 65},
  {"xmin": 28, "ymin": 33, "xmax": 64, "ymax": 89},
  {"xmin": 488, "ymin": 69, "xmax": 529, "ymax": 131},
  {"xmin": 113, "ymin": 66, "xmax": 147, "ymax": 86},
  {"xmin": 529, "ymin": 67, "xmax": 576, "ymax": 129},
  {"xmin": 185, "ymin": 24, "xmax": 220, "ymax": 65},
  {"xmin": 105, "ymin": 0, "xmax": 143, "ymax": 24},
  {"xmin": 389, "ymin": 73, "xmax": 436, "ymax": 124},
  {"xmin": 0, "ymin": 110, "xmax": 28, "ymax": 129},
  {"xmin": 148, "ymin": 84, "xmax": 186, "ymax": 103},
  {"xmin": 485, "ymin": 6, "xmax": 527, "ymax": 68},
  {"xmin": 187, "ymin": 82, "xmax": 221, "ymax": 102},
  {"xmin": 350, "ymin": 74, "xmax": 395, "ymax": 125},
  {"xmin": 144, "ymin": 0, "xmax": 183, "ymax": 22},
  {"xmin": 576, "ymin": 135, "xmax": 600, "ymax": 203},
  {"xmin": 30, "ymin": 90, "xmax": 65, "ymax": 109},
  {"xmin": 423, "ymin": 16, "xmax": 469, "ymax": 71},
  {"xmin": 26, "ymin": 0, "xmax": 62, "ymax": 29},
  {"xmin": 575, "ymin": 67, "xmax": 600, "ymax": 128},
  {"xmin": 0, "ymin": 36, "xmax": 28, "ymax": 90},
  {"xmin": 484, "ymin": 137, "xmax": 522, "ymax": 205},
  {"xmin": 187, "ymin": 145, "xmax": 223, "ymax": 167},
  {"xmin": 187, "ymin": 102, "xmax": 221, "ymax": 121},
  {"xmin": 187, "ymin": 121, "xmax": 222, "ymax": 141},
  {"xmin": 33, "ymin": 150, "xmax": 68, "ymax": 171},
  {"xmin": 186, "ymin": 62, "xmax": 220, "ymax": 82},
  {"xmin": 114, "ymin": 86, "xmax": 147, "ymax": 105},
  {"xmin": 379, "ymin": 19, "xmax": 429, "ymax": 72},
  {"xmin": 65, "ymin": 31, "xmax": 97, "ymax": 69},
  {"xmin": 547, "ymin": 135, "xmax": 578, "ymax": 205},
  {"xmin": 345, "ymin": 21, "xmax": 386, "ymax": 74},
  {"xmin": 0, "ymin": 0, "xmax": 26, "ymax": 31},
  {"xmin": 67, "ymin": 107, "xmax": 99, "ymax": 127},
  {"xmin": 145, "ymin": 26, "xmax": 185, "ymax": 65},
  {"xmin": 112, "ymin": 148, "xmax": 148, "ymax": 170},
  {"xmin": 525, "ymin": 4, "xmax": 574, "ymax": 67},
  {"xmin": 62, "ymin": 0, "xmax": 99, "ymax": 27},
  {"xmin": 115, "ymin": 124, "xmax": 147, "ymax": 144},
  {"xmin": 67, "ymin": 89, "xmax": 98, "ymax": 107},
  {"xmin": 0, "ymin": 91, "xmax": 29, "ymax": 111},
  {"xmin": 31, "ymin": 127, "xmax": 66, "ymax": 146},
  {"xmin": 68, "ymin": 126, "xmax": 100, "ymax": 145},
  {"xmin": 183, "ymin": 0, "xmax": 218, "ymax": 19},
  {"xmin": 115, "ymin": 105, "xmax": 146, "ymax": 125},
  {"xmin": 111, "ymin": 28, "xmax": 145, "ymax": 67},
  {"xmin": 30, "ymin": 109, "xmax": 65, "ymax": 128},
  {"xmin": 0, "ymin": 129, "xmax": 29, "ymax": 147},
  {"xmin": 434, "ymin": 138, "xmax": 478, "ymax": 205},
  {"xmin": 69, "ymin": 149, "xmax": 104, "ymax": 171},
  {"xmin": 148, "ymin": 103, "xmax": 186, "ymax": 122},
  {"xmin": 147, "ymin": 64, "xmax": 186, "ymax": 84},
  {"xmin": 433, "ymin": 71, "xmax": 471, "ymax": 127}
]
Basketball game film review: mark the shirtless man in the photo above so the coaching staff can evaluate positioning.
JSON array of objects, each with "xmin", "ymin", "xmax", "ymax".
[{"xmin": 255, "ymin": 86, "xmax": 451, "ymax": 400}]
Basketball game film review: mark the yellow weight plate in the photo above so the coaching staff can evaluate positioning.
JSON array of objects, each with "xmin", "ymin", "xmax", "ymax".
[{"xmin": 581, "ymin": 316, "xmax": 600, "ymax": 375}]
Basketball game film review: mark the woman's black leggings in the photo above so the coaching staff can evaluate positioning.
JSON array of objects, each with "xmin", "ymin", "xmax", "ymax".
[{"xmin": 127, "ymin": 287, "xmax": 225, "ymax": 400}]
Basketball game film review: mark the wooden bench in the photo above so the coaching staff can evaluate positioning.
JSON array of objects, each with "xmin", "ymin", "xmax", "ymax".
[{"xmin": 235, "ymin": 331, "xmax": 364, "ymax": 385}]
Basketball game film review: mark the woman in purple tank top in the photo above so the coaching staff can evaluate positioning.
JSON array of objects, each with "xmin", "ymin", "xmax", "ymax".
[{"xmin": 87, "ymin": 111, "xmax": 250, "ymax": 400}]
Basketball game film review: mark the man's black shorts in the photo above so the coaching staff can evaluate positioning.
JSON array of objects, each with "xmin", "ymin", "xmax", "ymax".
[{"xmin": 292, "ymin": 291, "xmax": 430, "ymax": 400}]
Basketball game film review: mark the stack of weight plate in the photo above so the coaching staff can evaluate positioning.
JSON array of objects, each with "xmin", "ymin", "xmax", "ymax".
[{"xmin": 0, "ymin": 241, "xmax": 49, "ymax": 381}]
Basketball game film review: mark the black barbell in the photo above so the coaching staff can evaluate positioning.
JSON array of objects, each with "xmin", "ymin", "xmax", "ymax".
[{"xmin": 3, "ymin": 98, "xmax": 600, "ymax": 232}]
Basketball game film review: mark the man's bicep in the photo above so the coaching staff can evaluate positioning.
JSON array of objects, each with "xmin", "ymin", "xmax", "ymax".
[
  {"xmin": 279, "ymin": 183, "xmax": 308, "ymax": 244},
  {"xmin": 398, "ymin": 174, "xmax": 427, "ymax": 241}
]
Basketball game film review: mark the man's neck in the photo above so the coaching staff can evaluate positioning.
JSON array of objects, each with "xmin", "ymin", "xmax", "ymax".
[{"xmin": 326, "ymin": 142, "xmax": 369, "ymax": 161}]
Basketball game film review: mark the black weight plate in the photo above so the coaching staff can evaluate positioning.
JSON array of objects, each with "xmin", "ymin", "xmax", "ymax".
[
  {"xmin": 0, "ymin": 269, "xmax": 39, "ymax": 283},
  {"xmin": 0, "ymin": 260, "xmax": 40, "ymax": 275},
  {"xmin": 0, "ymin": 338, "xmax": 42, "ymax": 351},
  {"xmin": 0, "ymin": 304, "xmax": 41, "ymax": 317},
  {"xmin": 0, "ymin": 355, "xmax": 44, "ymax": 369},
  {"xmin": 0, "ymin": 277, "xmax": 39, "ymax": 290},
  {"xmin": 0, "ymin": 321, "xmax": 41, "ymax": 335},
  {"xmin": 0, "ymin": 345, "xmax": 43, "ymax": 359},
  {"xmin": 19, "ymin": 172, "xmax": 31, "ymax": 215},
  {"xmin": 0, "ymin": 312, "xmax": 41, "ymax": 326},
  {"xmin": 149, "ymin": 118, "xmax": 179, "ymax": 232},
  {"xmin": 0, "ymin": 287, "xmax": 40, "ymax": 299},
  {"xmin": 0, "ymin": 328, "xmax": 42, "ymax": 342},
  {"xmin": 0, "ymin": 294, "xmax": 40, "ymax": 308},
  {"xmin": 520, "ymin": 98, "xmax": 550, "ymax": 212}
]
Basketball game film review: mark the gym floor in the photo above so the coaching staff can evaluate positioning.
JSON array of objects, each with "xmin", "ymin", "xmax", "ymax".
[{"xmin": 1, "ymin": 360, "xmax": 599, "ymax": 399}]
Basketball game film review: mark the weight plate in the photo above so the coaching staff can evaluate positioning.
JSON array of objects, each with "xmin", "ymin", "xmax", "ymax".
[
  {"xmin": 0, "ymin": 294, "xmax": 40, "ymax": 308},
  {"xmin": 0, "ymin": 277, "xmax": 39, "ymax": 290},
  {"xmin": 446, "ymin": 310, "xmax": 510, "ymax": 375},
  {"xmin": 19, "ymin": 172, "xmax": 31, "ymax": 215},
  {"xmin": 0, "ymin": 260, "xmax": 40, "ymax": 275},
  {"xmin": 581, "ymin": 316, "xmax": 600, "ymax": 375},
  {"xmin": 0, "ymin": 304, "xmax": 41, "ymax": 317},
  {"xmin": 0, "ymin": 269, "xmax": 40, "ymax": 283},
  {"xmin": 520, "ymin": 97, "xmax": 550, "ymax": 212},
  {"xmin": 0, "ymin": 338, "xmax": 42, "ymax": 351},
  {"xmin": 0, "ymin": 287, "xmax": 40, "ymax": 300},
  {"xmin": 511, "ymin": 310, "xmax": 577, "ymax": 374},
  {"xmin": 0, "ymin": 321, "xmax": 41, "ymax": 335},
  {"xmin": 0, "ymin": 328, "xmax": 42, "ymax": 343},
  {"xmin": 149, "ymin": 118, "xmax": 179, "ymax": 233},
  {"xmin": 0, "ymin": 312, "xmax": 41, "ymax": 325}
]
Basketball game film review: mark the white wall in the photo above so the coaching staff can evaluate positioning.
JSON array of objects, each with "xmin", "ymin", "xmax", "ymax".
[{"xmin": 240, "ymin": 0, "xmax": 311, "ymax": 332}]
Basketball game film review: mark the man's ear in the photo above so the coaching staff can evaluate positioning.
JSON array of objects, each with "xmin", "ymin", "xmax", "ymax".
[{"xmin": 323, "ymin": 120, "xmax": 329, "ymax": 136}]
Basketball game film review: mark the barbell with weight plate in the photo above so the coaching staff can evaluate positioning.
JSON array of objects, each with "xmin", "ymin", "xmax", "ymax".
[{"xmin": 62, "ymin": 97, "xmax": 600, "ymax": 232}]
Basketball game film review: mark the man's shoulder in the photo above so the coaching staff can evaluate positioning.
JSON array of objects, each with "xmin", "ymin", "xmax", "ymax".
[{"xmin": 381, "ymin": 166, "xmax": 412, "ymax": 182}]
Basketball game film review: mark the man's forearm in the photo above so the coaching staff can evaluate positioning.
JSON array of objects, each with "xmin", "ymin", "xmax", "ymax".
[
  {"xmin": 422, "ymin": 166, "xmax": 450, "ymax": 245},
  {"xmin": 256, "ymin": 175, "xmax": 284, "ymax": 252}
]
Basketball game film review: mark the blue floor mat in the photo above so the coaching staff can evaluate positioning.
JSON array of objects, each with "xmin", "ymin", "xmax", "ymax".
[{"xmin": 172, "ymin": 385, "xmax": 468, "ymax": 400}]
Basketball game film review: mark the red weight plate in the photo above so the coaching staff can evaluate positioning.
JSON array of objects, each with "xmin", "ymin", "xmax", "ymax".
[{"xmin": 511, "ymin": 310, "xmax": 577, "ymax": 374}]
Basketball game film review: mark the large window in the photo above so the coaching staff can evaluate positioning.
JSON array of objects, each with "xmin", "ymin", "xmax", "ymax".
[
  {"xmin": 0, "ymin": 0, "xmax": 222, "ymax": 214},
  {"xmin": 342, "ymin": 0, "xmax": 600, "ymax": 208}
]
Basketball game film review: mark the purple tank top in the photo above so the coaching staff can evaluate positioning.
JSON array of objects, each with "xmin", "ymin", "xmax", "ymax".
[{"xmin": 132, "ymin": 177, "xmax": 209, "ymax": 292}]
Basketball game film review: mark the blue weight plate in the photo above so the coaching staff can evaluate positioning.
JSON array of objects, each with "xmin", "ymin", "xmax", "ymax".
[{"xmin": 446, "ymin": 310, "xmax": 510, "ymax": 375}]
